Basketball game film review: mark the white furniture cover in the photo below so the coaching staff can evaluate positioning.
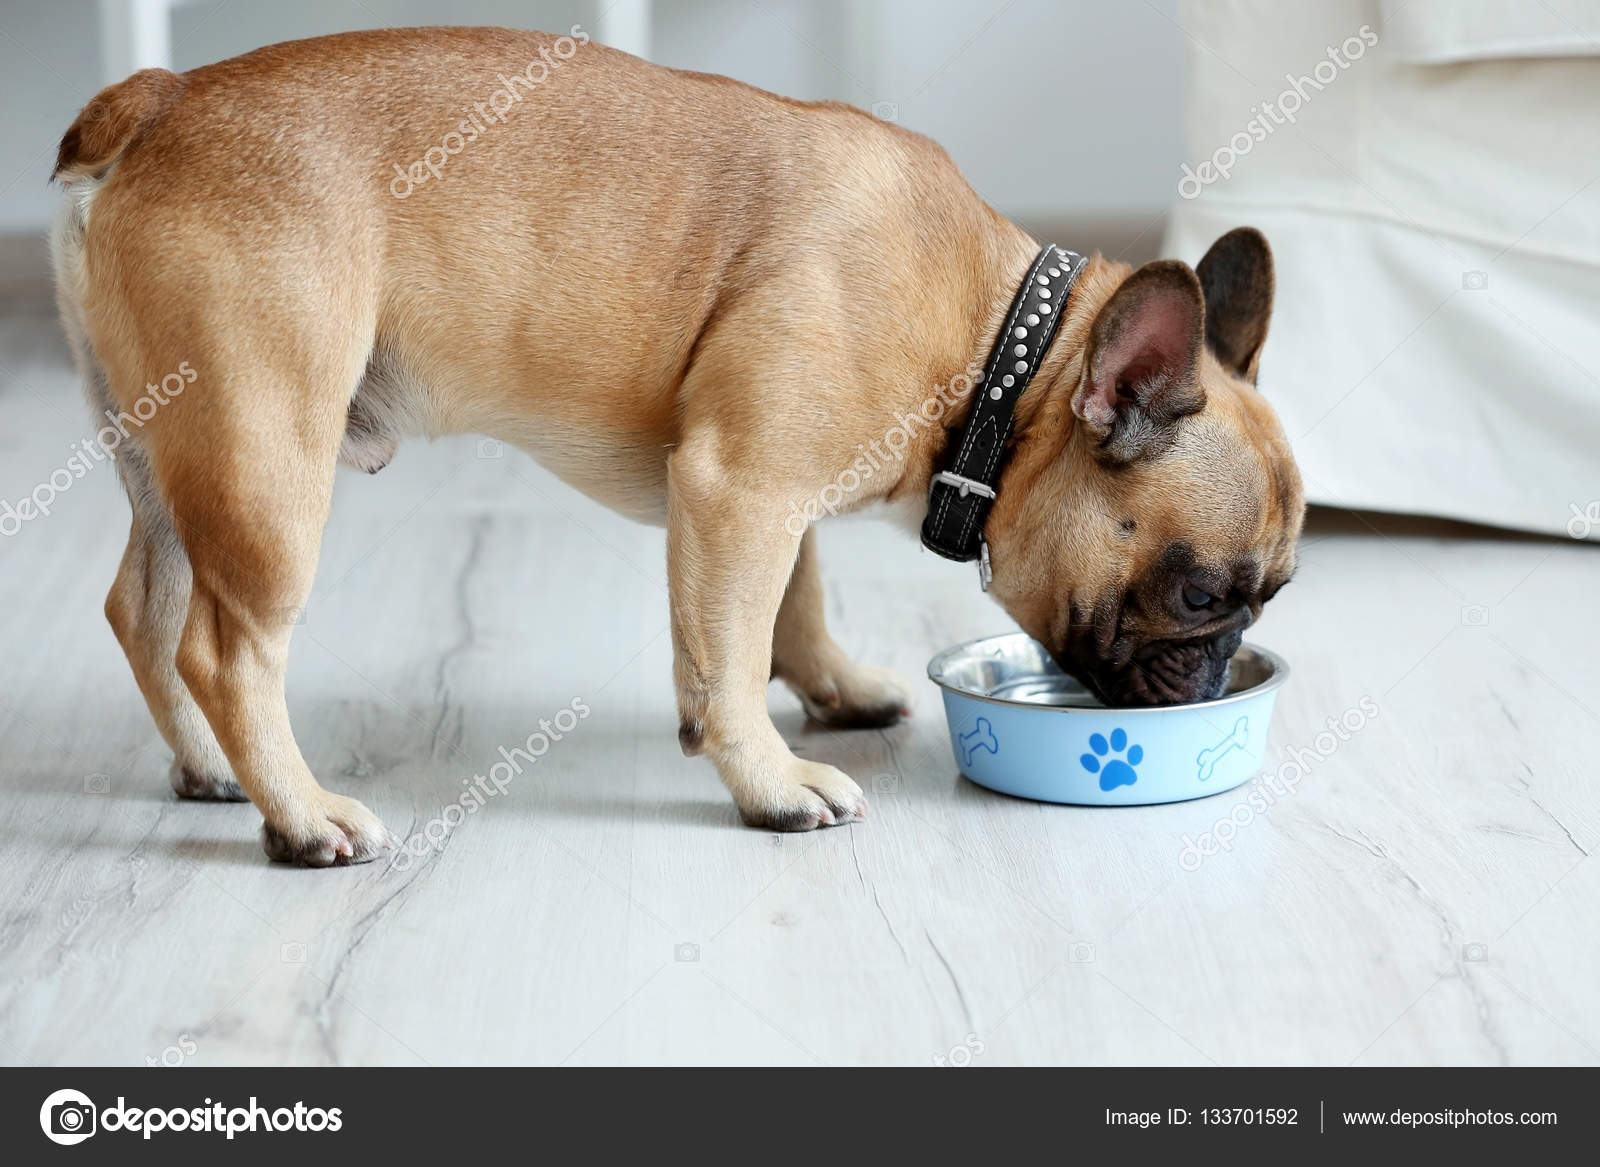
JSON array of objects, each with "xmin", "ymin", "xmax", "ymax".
[{"xmin": 1163, "ymin": 0, "xmax": 1600, "ymax": 540}]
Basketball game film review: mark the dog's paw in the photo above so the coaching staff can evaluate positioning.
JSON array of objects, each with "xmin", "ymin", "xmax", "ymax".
[
  {"xmin": 795, "ymin": 662, "xmax": 912, "ymax": 730},
  {"xmin": 261, "ymin": 793, "xmax": 395, "ymax": 867},
  {"xmin": 169, "ymin": 760, "xmax": 248, "ymax": 802},
  {"xmin": 738, "ymin": 759, "xmax": 868, "ymax": 832}
]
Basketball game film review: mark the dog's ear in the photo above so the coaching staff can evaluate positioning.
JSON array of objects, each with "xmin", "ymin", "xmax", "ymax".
[
  {"xmin": 1195, "ymin": 227, "xmax": 1274, "ymax": 383},
  {"xmin": 1072, "ymin": 259, "xmax": 1205, "ymax": 464}
]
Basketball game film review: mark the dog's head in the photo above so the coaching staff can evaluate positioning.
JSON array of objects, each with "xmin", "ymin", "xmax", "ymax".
[{"xmin": 988, "ymin": 228, "xmax": 1303, "ymax": 706}]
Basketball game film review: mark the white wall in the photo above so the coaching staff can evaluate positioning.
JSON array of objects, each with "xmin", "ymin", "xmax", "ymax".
[
  {"xmin": 0, "ymin": 0, "xmax": 102, "ymax": 235},
  {"xmin": 0, "ymin": 0, "xmax": 1181, "ymax": 241}
]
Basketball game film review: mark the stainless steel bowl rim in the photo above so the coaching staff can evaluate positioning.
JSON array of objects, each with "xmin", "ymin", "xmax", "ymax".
[{"xmin": 927, "ymin": 633, "xmax": 1290, "ymax": 713}]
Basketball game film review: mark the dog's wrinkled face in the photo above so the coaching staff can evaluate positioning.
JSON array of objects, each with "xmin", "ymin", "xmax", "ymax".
[{"xmin": 991, "ymin": 228, "xmax": 1304, "ymax": 706}]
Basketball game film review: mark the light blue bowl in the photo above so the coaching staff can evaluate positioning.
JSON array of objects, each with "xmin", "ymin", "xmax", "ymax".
[{"xmin": 927, "ymin": 633, "xmax": 1288, "ymax": 805}]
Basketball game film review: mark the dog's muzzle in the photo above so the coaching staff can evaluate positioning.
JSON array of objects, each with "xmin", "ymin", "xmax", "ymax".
[{"xmin": 1101, "ymin": 629, "xmax": 1246, "ymax": 706}]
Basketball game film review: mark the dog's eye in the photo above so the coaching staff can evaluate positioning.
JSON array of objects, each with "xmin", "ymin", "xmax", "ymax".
[{"xmin": 1181, "ymin": 583, "xmax": 1214, "ymax": 610}]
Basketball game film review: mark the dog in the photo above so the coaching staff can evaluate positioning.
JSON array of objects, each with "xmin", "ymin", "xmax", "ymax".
[{"xmin": 49, "ymin": 27, "xmax": 1303, "ymax": 865}]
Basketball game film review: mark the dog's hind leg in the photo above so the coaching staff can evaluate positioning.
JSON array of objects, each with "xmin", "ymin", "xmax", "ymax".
[
  {"xmin": 154, "ymin": 351, "xmax": 392, "ymax": 866},
  {"xmin": 56, "ymin": 166, "xmax": 238, "ymax": 799},
  {"xmin": 103, "ymin": 436, "xmax": 243, "ymax": 800},
  {"xmin": 54, "ymin": 76, "xmax": 390, "ymax": 863},
  {"xmin": 89, "ymin": 313, "xmax": 392, "ymax": 865},
  {"xmin": 770, "ymin": 528, "xmax": 911, "ymax": 728}
]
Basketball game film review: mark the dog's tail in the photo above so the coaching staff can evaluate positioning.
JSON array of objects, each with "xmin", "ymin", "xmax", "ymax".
[{"xmin": 53, "ymin": 68, "xmax": 186, "ymax": 182}]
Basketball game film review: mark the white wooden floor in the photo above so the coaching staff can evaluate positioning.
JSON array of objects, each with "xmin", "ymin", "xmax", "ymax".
[{"xmin": 1, "ymin": 302, "xmax": 1596, "ymax": 1066}]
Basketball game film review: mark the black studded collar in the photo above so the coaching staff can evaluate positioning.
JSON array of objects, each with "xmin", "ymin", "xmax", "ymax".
[{"xmin": 921, "ymin": 243, "xmax": 1087, "ymax": 586}]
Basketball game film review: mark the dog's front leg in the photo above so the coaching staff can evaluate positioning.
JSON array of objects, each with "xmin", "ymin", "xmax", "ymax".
[{"xmin": 668, "ymin": 443, "xmax": 867, "ymax": 830}]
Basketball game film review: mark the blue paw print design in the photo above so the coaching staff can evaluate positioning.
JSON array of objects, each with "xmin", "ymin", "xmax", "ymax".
[{"xmin": 1080, "ymin": 728, "xmax": 1142, "ymax": 791}]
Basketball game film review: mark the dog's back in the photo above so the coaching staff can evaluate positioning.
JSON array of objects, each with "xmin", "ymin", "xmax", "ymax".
[{"xmin": 55, "ymin": 28, "xmax": 976, "ymax": 492}]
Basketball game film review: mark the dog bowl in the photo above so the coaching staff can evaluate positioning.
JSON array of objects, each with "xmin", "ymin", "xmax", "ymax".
[{"xmin": 927, "ymin": 633, "xmax": 1288, "ymax": 805}]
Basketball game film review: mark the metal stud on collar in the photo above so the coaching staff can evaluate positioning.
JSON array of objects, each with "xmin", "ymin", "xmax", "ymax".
[{"xmin": 921, "ymin": 244, "xmax": 1088, "ymax": 570}]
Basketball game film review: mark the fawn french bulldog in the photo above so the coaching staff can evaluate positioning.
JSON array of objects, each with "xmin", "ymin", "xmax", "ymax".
[{"xmin": 51, "ymin": 27, "xmax": 1302, "ymax": 865}]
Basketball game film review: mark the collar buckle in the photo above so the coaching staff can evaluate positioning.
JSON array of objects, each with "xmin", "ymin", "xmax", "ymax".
[{"xmin": 929, "ymin": 470, "xmax": 998, "ymax": 503}]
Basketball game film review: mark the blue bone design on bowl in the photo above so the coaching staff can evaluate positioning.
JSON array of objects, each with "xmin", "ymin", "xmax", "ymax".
[
  {"xmin": 1195, "ymin": 716, "xmax": 1249, "ymax": 781},
  {"xmin": 958, "ymin": 717, "xmax": 999, "ymax": 766}
]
